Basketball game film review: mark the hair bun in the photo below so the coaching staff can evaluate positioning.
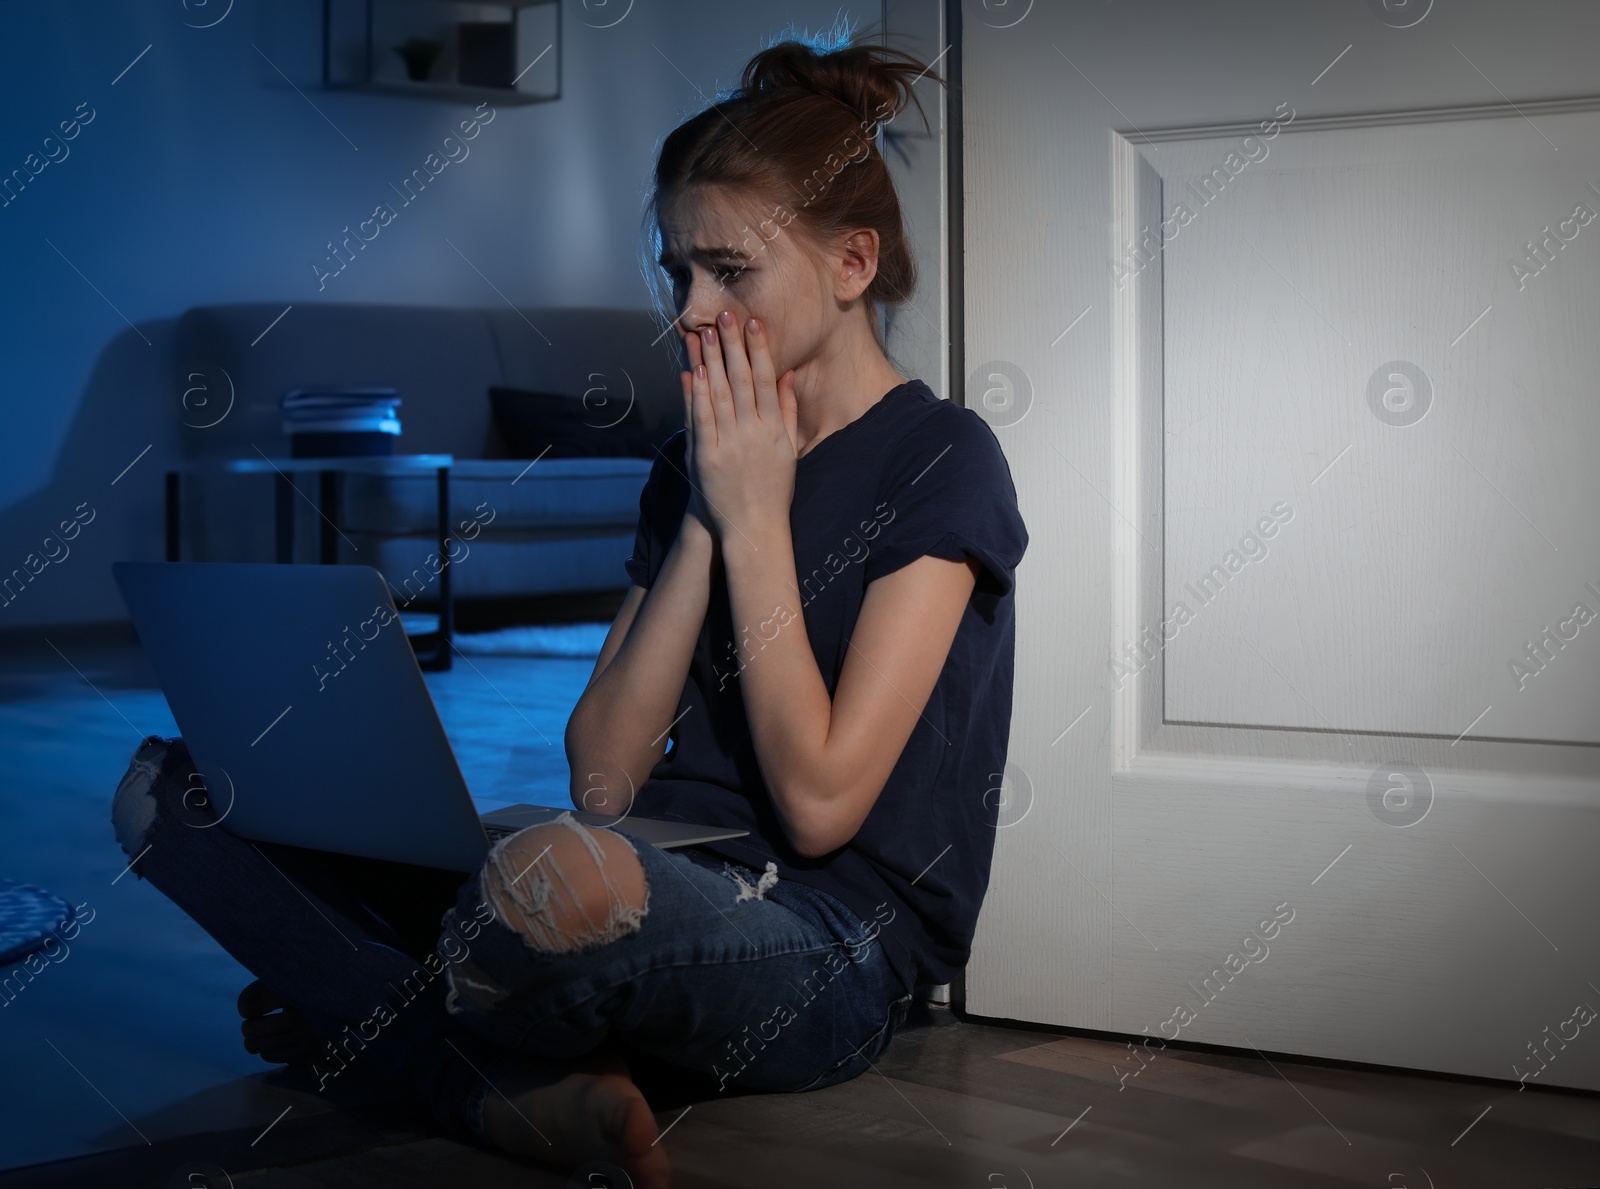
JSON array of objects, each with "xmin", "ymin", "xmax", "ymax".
[{"xmin": 740, "ymin": 37, "xmax": 935, "ymax": 131}]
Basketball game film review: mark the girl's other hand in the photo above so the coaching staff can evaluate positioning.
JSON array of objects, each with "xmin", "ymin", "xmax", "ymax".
[{"xmin": 680, "ymin": 330, "xmax": 718, "ymax": 541}]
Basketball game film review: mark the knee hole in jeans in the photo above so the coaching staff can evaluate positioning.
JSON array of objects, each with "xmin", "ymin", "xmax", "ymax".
[
  {"xmin": 111, "ymin": 736, "xmax": 174, "ymax": 858},
  {"xmin": 479, "ymin": 813, "xmax": 649, "ymax": 954}
]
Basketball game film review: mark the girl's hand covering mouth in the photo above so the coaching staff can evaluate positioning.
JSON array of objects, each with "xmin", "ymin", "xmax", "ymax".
[{"xmin": 681, "ymin": 312, "xmax": 799, "ymax": 543}]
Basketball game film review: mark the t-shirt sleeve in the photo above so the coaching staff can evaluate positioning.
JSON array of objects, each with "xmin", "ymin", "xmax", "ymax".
[
  {"xmin": 861, "ymin": 406, "xmax": 1028, "ymax": 610},
  {"xmin": 623, "ymin": 432, "xmax": 685, "ymax": 590}
]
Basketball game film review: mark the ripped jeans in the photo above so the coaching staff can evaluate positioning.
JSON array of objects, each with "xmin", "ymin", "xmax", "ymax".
[{"xmin": 111, "ymin": 736, "xmax": 914, "ymax": 1138}]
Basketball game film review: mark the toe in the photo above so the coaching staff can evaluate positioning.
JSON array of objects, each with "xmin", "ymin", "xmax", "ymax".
[
  {"xmin": 237, "ymin": 979, "xmax": 289, "ymax": 1018},
  {"xmin": 242, "ymin": 1010, "xmax": 328, "ymax": 1065}
]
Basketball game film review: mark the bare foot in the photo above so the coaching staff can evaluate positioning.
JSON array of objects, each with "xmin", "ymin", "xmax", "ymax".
[
  {"xmin": 237, "ymin": 979, "xmax": 329, "ymax": 1067},
  {"xmin": 481, "ymin": 1051, "xmax": 671, "ymax": 1189}
]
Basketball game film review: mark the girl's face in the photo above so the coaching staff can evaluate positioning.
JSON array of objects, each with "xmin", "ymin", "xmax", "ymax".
[{"xmin": 656, "ymin": 185, "xmax": 830, "ymax": 381}]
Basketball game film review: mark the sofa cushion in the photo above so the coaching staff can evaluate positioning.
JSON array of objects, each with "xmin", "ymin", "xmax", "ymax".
[
  {"xmin": 481, "ymin": 306, "xmax": 687, "ymax": 444},
  {"xmin": 347, "ymin": 531, "xmax": 637, "ymax": 601},
  {"xmin": 488, "ymin": 386, "xmax": 660, "ymax": 458},
  {"xmin": 339, "ymin": 457, "xmax": 654, "ymax": 534}
]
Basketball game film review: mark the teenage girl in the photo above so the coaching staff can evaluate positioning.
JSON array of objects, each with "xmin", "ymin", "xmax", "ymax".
[{"xmin": 114, "ymin": 29, "xmax": 1026, "ymax": 1189}]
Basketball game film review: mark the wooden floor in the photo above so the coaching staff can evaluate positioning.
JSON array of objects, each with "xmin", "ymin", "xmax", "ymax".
[
  {"xmin": 4, "ymin": 1000, "xmax": 1599, "ymax": 1187},
  {"xmin": 1, "ymin": 623, "xmax": 1597, "ymax": 1187}
]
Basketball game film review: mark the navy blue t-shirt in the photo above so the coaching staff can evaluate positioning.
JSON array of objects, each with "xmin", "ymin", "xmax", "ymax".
[{"xmin": 620, "ymin": 378, "xmax": 1028, "ymax": 996}]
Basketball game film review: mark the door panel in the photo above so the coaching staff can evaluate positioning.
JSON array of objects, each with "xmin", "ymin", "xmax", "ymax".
[{"xmin": 1154, "ymin": 110, "xmax": 1600, "ymax": 745}]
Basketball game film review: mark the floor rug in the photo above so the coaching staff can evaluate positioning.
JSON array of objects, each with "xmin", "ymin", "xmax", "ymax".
[
  {"xmin": 0, "ymin": 880, "xmax": 73, "ymax": 968},
  {"xmin": 450, "ymin": 621, "xmax": 610, "ymax": 658}
]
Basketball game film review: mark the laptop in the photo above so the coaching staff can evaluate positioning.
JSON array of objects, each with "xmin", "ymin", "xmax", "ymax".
[{"xmin": 113, "ymin": 562, "xmax": 747, "ymax": 872}]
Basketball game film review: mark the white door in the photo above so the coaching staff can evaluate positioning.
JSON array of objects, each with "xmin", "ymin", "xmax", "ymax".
[{"xmin": 960, "ymin": 0, "xmax": 1600, "ymax": 1090}]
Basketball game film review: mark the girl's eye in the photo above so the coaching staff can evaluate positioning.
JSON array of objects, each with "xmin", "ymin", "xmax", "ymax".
[{"xmin": 661, "ymin": 264, "xmax": 744, "ymax": 290}]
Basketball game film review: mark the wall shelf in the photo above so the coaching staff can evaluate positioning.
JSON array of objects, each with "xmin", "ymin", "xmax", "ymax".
[{"xmin": 323, "ymin": 0, "xmax": 560, "ymax": 106}]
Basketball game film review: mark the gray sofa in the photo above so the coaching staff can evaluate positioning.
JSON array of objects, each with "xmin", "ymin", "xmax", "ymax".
[{"xmin": 170, "ymin": 303, "xmax": 686, "ymax": 601}]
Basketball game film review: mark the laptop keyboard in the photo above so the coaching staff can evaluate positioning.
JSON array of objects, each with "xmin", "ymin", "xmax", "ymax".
[{"xmin": 482, "ymin": 822, "xmax": 520, "ymax": 841}]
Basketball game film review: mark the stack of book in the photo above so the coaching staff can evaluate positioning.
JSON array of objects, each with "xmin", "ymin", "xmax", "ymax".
[{"xmin": 281, "ymin": 388, "xmax": 403, "ymax": 457}]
